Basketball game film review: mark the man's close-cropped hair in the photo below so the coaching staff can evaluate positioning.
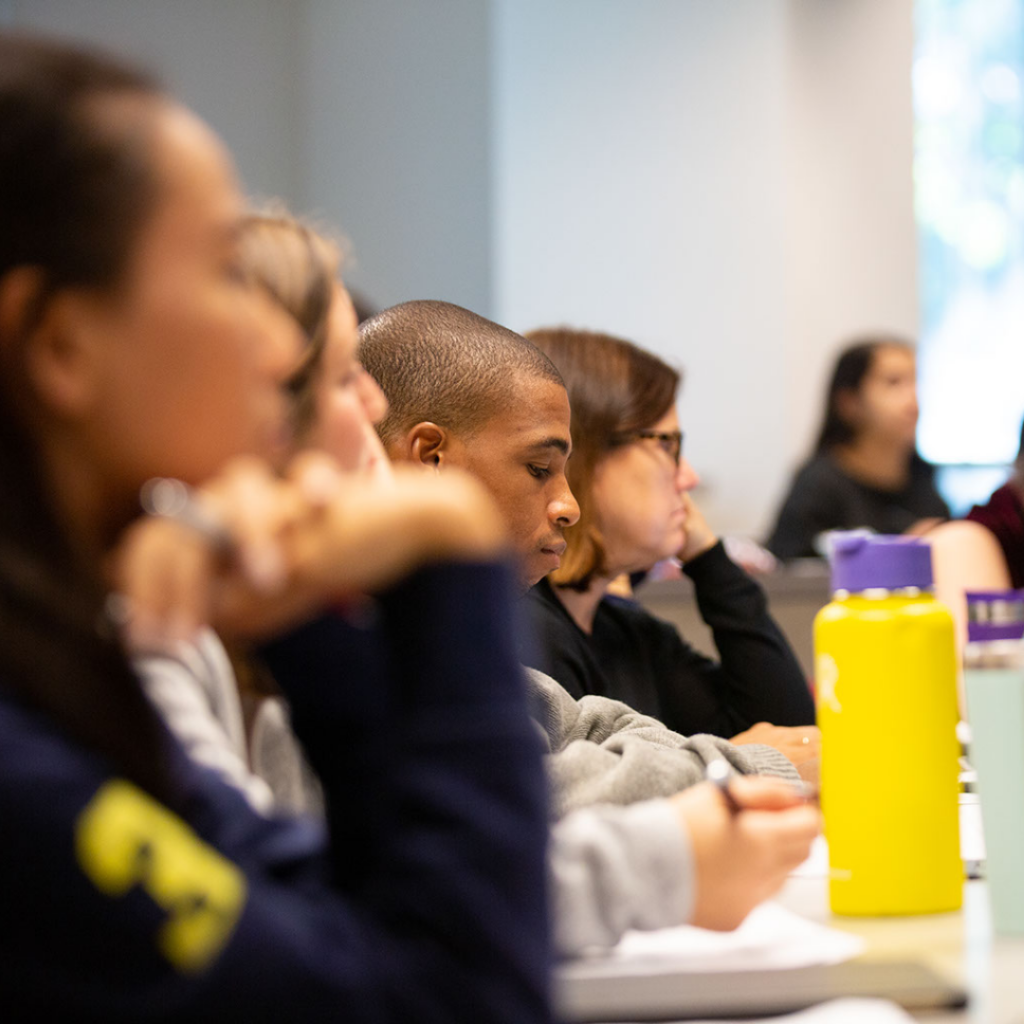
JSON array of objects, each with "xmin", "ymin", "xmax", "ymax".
[{"xmin": 359, "ymin": 300, "xmax": 564, "ymax": 447}]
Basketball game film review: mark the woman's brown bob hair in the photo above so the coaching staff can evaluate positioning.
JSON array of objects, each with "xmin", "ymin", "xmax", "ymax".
[
  {"xmin": 526, "ymin": 327, "xmax": 680, "ymax": 590},
  {"xmin": 239, "ymin": 209, "xmax": 343, "ymax": 437}
]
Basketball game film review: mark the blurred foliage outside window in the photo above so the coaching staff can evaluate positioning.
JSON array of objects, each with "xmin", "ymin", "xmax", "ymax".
[{"xmin": 915, "ymin": 0, "xmax": 1024, "ymax": 511}]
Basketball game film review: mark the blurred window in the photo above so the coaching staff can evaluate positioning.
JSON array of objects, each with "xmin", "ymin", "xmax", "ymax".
[{"xmin": 915, "ymin": 0, "xmax": 1023, "ymax": 513}]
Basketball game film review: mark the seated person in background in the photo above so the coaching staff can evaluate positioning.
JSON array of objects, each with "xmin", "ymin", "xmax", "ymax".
[
  {"xmin": 137, "ymin": 208, "xmax": 390, "ymax": 816},
  {"xmin": 766, "ymin": 336, "xmax": 948, "ymax": 560},
  {"xmin": 0, "ymin": 35, "xmax": 552, "ymax": 1019},
  {"xmin": 358, "ymin": 298, "xmax": 818, "ymax": 952},
  {"xmin": 358, "ymin": 300, "xmax": 819, "ymax": 805},
  {"xmin": 173, "ymin": 216, "xmax": 814, "ymax": 957},
  {"xmin": 524, "ymin": 327, "xmax": 815, "ymax": 738},
  {"xmin": 964, "ymin": 417, "xmax": 1024, "ymax": 587},
  {"xmin": 927, "ymin": 420, "xmax": 1022, "ymax": 662},
  {"xmin": 927, "ymin": 517, "xmax": 1010, "ymax": 707}
]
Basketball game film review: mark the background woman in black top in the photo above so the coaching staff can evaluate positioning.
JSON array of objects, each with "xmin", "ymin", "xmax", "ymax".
[
  {"xmin": 524, "ymin": 328, "xmax": 816, "ymax": 756},
  {"xmin": 767, "ymin": 336, "xmax": 949, "ymax": 560}
]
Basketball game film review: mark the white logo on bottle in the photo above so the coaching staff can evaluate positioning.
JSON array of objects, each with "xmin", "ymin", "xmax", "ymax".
[{"xmin": 816, "ymin": 653, "xmax": 842, "ymax": 713}]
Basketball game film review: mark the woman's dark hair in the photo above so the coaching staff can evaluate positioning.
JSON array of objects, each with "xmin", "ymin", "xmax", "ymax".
[
  {"xmin": 0, "ymin": 34, "xmax": 175, "ymax": 803},
  {"xmin": 814, "ymin": 335, "xmax": 914, "ymax": 453},
  {"xmin": 526, "ymin": 327, "xmax": 680, "ymax": 591}
]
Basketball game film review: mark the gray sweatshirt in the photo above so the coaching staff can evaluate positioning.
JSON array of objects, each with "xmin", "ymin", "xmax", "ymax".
[
  {"xmin": 551, "ymin": 798, "xmax": 694, "ymax": 955},
  {"xmin": 527, "ymin": 669, "xmax": 800, "ymax": 816},
  {"xmin": 140, "ymin": 638, "xmax": 799, "ymax": 956}
]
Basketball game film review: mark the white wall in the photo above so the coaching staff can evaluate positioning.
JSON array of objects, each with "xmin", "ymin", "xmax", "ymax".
[
  {"xmin": 6, "ymin": 0, "xmax": 302, "ymax": 202},
  {"xmin": 493, "ymin": 0, "xmax": 917, "ymax": 537},
  {"xmin": 781, "ymin": 0, "xmax": 918, "ymax": 507},
  {"xmin": 4, "ymin": 0, "xmax": 495, "ymax": 316},
  {"xmin": 2, "ymin": 0, "xmax": 918, "ymax": 536},
  {"xmin": 299, "ymin": 0, "xmax": 493, "ymax": 313}
]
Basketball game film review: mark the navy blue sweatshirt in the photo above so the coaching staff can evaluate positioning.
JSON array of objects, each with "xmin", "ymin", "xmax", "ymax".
[{"xmin": 0, "ymin": 562, "xmax": 552, "ymax": 1023}]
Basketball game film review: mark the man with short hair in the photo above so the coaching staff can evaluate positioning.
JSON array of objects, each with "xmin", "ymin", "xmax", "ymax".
[
  {"xmin": 359, "ymin": 300, "xmax": 817, "ymax": 956},
  {"xmin": 361, "ymin": 300, "xmax": 579, "ymax": 592},
  {"xmin": 359, "ymin": 300, "xmax": 800, "ymax": 806}
]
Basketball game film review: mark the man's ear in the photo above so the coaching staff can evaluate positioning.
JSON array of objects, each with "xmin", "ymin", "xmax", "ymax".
[
  {"xmin": 0, "ymin": 268, "xmax": 103, "ymax": 418},
  {"xmin": 404, "ymin": 422, "xmax": 449, "ymax": 468}
]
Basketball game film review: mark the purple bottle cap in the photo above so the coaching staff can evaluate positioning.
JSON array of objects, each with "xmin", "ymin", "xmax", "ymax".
[
  {"xmin": 828, "ymin": 531, "xmax": 934, "ymax": 593},
  {"xmin": 966, "ymin": 590, "xmax": 1024, "ymax": 643}
]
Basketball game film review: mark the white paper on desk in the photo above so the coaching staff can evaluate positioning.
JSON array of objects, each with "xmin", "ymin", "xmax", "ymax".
[
  {"xmin": 574, "ymin": 901, "xmax": 865, "ymax": 976},
  {"xmin": 684, "ymin": 997, "xmax": 917, "ymax": 1024}
]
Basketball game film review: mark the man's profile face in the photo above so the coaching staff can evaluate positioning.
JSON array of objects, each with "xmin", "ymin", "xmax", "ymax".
[{"xmin": 443, "ymin": 374, "xmax": 579, "ymax": 590}]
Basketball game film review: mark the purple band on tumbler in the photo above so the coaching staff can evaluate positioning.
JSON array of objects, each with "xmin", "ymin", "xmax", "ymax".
[
  {"xmin": 828, "ymin": 531, "xmax": 934, "ymax": 593},
  {"xmin": 965, "ymin": 589, "xmax": 1024, "ymax": 604},
  {"xmin": 967, "ymin": 621, "xmax": 1024, "ymax": 643},
  {"xmin": 965, "ymin": 590, "xmax": 1024, "ymax": 643}
]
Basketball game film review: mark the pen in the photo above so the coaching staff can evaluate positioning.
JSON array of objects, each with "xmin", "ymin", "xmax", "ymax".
[{"xmin": 706, "ymin": 758, "xmax": 743, "ymax": 815}]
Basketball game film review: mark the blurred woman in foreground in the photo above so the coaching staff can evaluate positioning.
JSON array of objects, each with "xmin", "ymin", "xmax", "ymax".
[{"xmin": 0, "ymin": 33, "xmax": 550, "ymax": 1020}]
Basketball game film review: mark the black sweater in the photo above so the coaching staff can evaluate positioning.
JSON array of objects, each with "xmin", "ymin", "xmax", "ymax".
[
  {"xmin": 767, "ymin": 453, "xmax": 949, "ymax": 560},
  {"xmin": 525, "ymin": 542, "xmax": 815, "ymax": 738}
]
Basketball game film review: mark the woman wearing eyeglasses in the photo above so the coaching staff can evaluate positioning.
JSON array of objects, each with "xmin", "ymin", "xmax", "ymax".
[{"xmin": 524, "ymin": 328, "xmax": 815, "ymax": 741}]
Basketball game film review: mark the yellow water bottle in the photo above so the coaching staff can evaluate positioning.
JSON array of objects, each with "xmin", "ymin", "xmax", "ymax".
[{"xmin": 815, "ymin": 532, "xmax": 961, "ymax": 916}]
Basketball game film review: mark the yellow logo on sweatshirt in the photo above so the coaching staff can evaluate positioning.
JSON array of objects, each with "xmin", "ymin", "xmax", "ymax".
[{"xmin": 75, "ymin": 779, "xmax": 246, "ymax": 973}]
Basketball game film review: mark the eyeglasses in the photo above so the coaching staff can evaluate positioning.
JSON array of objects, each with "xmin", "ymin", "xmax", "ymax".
[{"xmin": 611, "ymin": 429, "xmax": 684, "ymax": 466}]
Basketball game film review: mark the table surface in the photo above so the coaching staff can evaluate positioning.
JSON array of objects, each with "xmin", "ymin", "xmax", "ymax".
[
  {"xmin": 639, "ymin": 566, "xmax": 1020, "ymax": 1020},
  {"xmin": 779, "ymin": 873, "xmax": 1024, "ymax": 1023}
]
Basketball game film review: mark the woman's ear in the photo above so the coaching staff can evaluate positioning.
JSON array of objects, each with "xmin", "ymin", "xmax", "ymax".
[
  {"xmin": 0, "ymin": 269, "xmax": 103, "ymax": 418},
  {"xmin": 405, "ymin": 422, "xmax": 448, "ymax": 468},
  {"xmin": 834, "ymin": 387, "xmax": 862, "ymax": 431}
]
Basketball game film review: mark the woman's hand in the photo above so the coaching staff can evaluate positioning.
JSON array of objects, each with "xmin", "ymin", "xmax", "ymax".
[
  {"xmin": 676, "ymin": 494, "xmax": 718, "ymax": 563},
  {"xmin": 109, "ymin": 454, "xmax": 508, "ymax": 650},
  {"xmin": 730, "ymin": 722, "xmax": 820, "ymax": 766},
  {"xmin": 671, "ymin": 777, "xmax": 820, "ymax": 931},
  {"xmin": 278, "ymin": 454, "xmax": 508, "ymax": 600},
  {"xmin": 110, "ymin": 457, "xmax": 316, "ymax": 649}
]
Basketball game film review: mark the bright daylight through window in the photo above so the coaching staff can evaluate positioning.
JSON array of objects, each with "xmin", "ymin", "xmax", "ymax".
[{"xmin": 915, "ymin": 0, "xmax": 1024, "ymax": 512}]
